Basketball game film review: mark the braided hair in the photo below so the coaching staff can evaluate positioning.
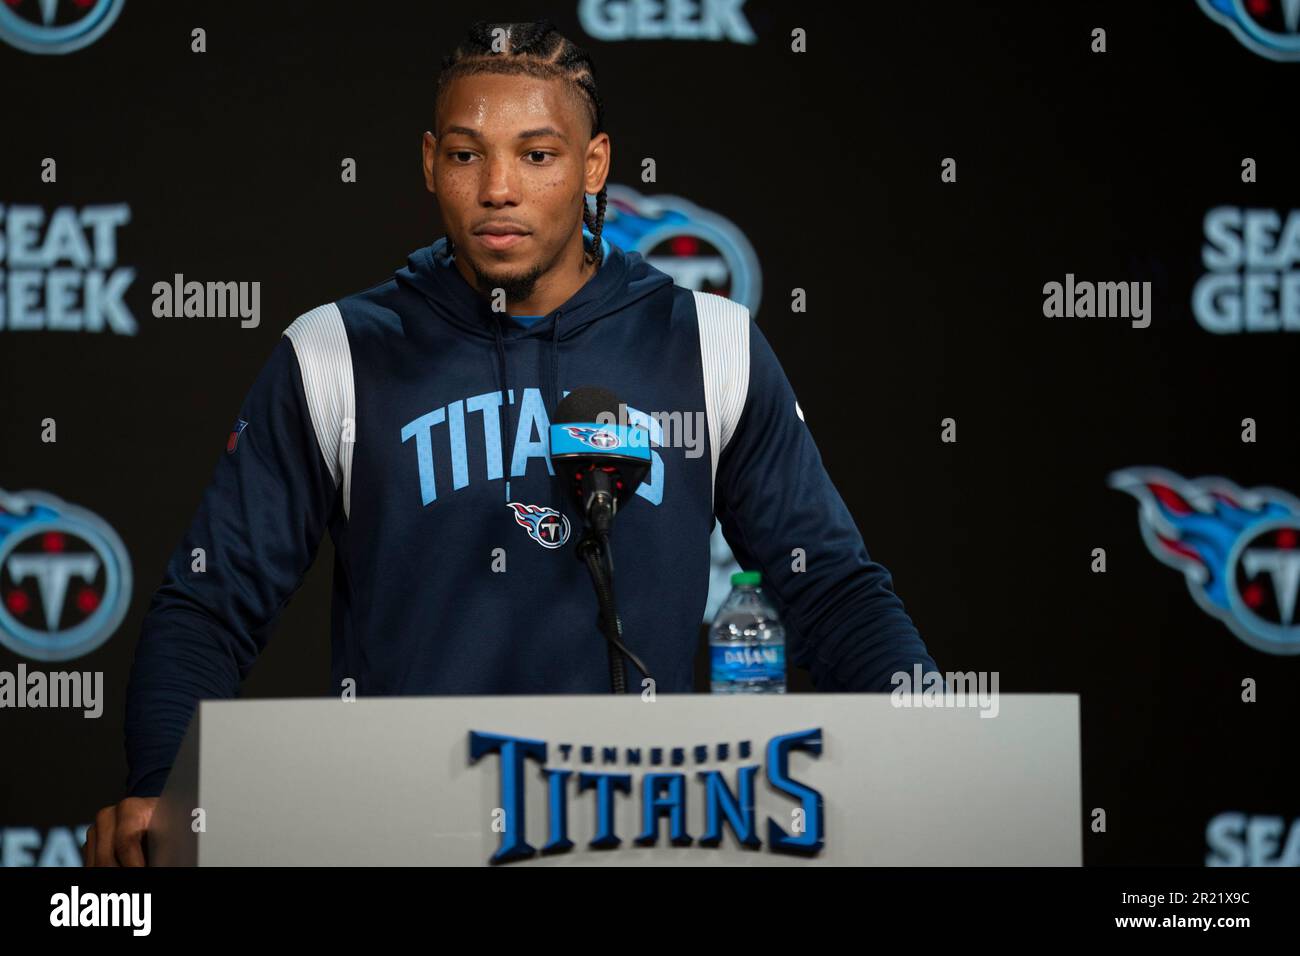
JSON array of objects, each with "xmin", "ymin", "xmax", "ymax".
[{"xmin": 435, "ymin": 20, "xmax": 608, "ymax": 270}]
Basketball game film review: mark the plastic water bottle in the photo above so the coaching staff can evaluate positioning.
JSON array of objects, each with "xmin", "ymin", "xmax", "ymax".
[{"xmin": 710, "ymin": 571, "xmax": 786, "ymax": 693}]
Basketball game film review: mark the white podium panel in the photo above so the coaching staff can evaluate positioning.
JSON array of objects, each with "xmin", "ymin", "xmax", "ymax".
[{"xmin": 150, "ymin": 693, "xmax": 1081, "ymax": 866}]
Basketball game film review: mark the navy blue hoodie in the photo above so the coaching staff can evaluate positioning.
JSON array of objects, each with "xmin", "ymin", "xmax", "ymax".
[{"xmin": 123, "ymin": 234, "xmax": 939, "ymax": 797}]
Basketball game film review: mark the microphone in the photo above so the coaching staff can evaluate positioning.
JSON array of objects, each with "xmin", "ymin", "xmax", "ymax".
[
  {"xmin": 548, "ymin": 386, "xmax": 653, "ymax": 692},
  {"xmin": 549, "ymin": 387, "xmax": 651, "ymax": 534}
]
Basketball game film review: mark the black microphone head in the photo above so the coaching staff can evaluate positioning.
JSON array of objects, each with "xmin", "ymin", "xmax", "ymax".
[
  {"xmin": 549, "ymin": 385, "xmax": 650, "ymax": 519},
  {"xmin": 556, "ymin": 386, "xmax": 621, "ymax": 426}
]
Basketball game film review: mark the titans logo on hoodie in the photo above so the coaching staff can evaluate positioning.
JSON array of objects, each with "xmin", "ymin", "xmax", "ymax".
[{"xmin": 123, "ymin": 234, "xmax": 938, "ymax": 798}]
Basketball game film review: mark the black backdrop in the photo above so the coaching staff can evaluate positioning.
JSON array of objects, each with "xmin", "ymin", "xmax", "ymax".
[{"xmin": 1, "ymin": 0, "xmax": 1297, "ymax": 867}]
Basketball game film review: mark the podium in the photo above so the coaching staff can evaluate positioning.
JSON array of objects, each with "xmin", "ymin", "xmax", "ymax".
[{"xmin": 149, "ymin": 693, "xmax": 1081, "ymax": 866}]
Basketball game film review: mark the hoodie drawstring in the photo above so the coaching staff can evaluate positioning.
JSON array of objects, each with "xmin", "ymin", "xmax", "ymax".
[
  {"xmin": 549, "ymin": 312, "xmax": 562, "ymax": 422},
  {"xmin": 549, "ymin": 312, "xmax": 563, "ymax": 515},
  {"xmin": 493, "ymin": 309, "xmax": 564, "ymax": 507},
  {"xmin": 492, "ymin": 317, "xmax": 512, "ymax": 503}
]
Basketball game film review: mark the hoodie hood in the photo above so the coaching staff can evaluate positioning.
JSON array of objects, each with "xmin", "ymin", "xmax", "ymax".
[{"xmin": 395, "ymin": 232, "xmax": 673, "ymax": 508}]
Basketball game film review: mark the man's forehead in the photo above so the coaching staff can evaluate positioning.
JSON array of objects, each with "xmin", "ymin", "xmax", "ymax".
[
  {"xmin": 440, "ymin": 123, "xmax": 570, "ymax": 144},
  {"xmin": 438, "ymin": 75, "xmax": 583, "ymax": 139}
]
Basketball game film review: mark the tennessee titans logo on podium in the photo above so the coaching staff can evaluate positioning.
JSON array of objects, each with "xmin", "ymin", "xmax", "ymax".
[
  {"xmin": 1197, "ymin": 0, "xmax": 1300, "ymax": 61},
  {"xmin": 507, "ymin": 502, "xmax": 571, "ymax": 549},
  {"xmin": 564, "ymin": 425, "xmax": 621, "ymax": 450},
  {"xmin": 1110, "ymin": 466, "xmax": 1300, "ymax": 655}
]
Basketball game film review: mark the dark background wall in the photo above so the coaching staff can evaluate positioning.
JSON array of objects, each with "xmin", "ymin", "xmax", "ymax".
[{"xmin": 1, "ymin": 0, "xmax": 1297, "ymax": 866}]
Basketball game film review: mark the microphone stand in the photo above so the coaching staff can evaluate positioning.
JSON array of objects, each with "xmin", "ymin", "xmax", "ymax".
[
  {"xmin": 575, "ymin": 527, "xmax": 627, "ymax": 693},
  {"xmin": 574, "ymin": 470, "xmax": 653, "ymax": 694}
]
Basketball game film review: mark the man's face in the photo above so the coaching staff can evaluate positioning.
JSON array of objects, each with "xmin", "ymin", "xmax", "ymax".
[{"xmin": 423, "ymin": 73, "xmax": 608, "ymax": 304}]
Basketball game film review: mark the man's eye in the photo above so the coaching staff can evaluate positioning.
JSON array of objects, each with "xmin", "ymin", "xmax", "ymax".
[
  {"xmin": 527, "ymin": 151, "xmax": 550, "ymax": 163},
  {"xmin": 450, "ymin": 151, "xmax": 474, "ymax": 163}
]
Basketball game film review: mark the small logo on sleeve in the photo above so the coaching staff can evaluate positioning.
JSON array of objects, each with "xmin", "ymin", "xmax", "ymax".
[{"xmin": 226, "ymin": 418, "xmax": 249, "ymax": 454}]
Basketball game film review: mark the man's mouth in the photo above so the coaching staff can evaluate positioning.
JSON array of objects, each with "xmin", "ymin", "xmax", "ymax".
[
  {"xmin": 475, "ymin": 232, "xmax": 529, "ymax": 251},
  {"xmin": 474, "ymin": 223, "xmax": 531, "ymax": 251}
]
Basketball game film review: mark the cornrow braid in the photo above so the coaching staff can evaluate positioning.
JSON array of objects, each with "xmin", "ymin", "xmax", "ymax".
[{"xmin": 436, "ymin": 20, "xmax": 607, "ymax": 270}]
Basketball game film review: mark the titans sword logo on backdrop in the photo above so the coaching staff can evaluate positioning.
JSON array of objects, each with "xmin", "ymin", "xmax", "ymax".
[
  {"xmin": 0, "ymin": 489, "xmax": 132, "ymax": 661},
  {"xmin": 597, "ymin": 184, "xmax": 762, "ymax": 316},
  {"xmin": 0, "ymin": 0, "xmax": 127, "ymax": 55},
  {"xmin": 1197, "ymin": 0, "xmax": 1300, "ymax": 61},
  {"xmin": 1110, "ymin": 466, "xmax": 1300, "ymax": 654}
]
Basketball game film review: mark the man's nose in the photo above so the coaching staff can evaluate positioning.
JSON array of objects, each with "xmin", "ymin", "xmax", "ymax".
[{"xmin": 480, "ymin": 156, "xmax": 519, "ymax": 205}]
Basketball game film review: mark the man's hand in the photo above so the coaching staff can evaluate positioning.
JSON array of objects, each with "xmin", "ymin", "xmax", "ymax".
[{"xmin": 83, "ymin": 797, "xmax": 158, "ymax": 867}]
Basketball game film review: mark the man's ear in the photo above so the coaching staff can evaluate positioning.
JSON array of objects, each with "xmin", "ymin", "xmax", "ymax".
[
  {"xmin": 585, "ymin": 132, "xmax": 611, "ymax": 196},
  {"xmin": 422, "ymin": 131, "xmax": 437, "ymax": 194}
]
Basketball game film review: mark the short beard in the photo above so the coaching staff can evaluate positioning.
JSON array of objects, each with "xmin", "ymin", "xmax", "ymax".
[{"xmin": 465, "ymin": 254, "xmax": 548, "ymax": 305}]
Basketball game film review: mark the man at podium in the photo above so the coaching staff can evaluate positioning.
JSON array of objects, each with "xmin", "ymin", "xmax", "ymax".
[{"xmin": 83, "ymin": 19, "xmax": 939, "ymax": 867}]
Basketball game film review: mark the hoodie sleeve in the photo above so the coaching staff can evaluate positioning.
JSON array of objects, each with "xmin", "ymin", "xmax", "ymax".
[
  {"xmin": 123, "ymin": 335, "xmax": 339, "ymax": 798},
  {"xmin": 712, "ymin": 315, "xmax": 939, "ymax": 692}
]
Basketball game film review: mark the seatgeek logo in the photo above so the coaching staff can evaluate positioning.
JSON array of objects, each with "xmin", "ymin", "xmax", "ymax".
[
  {"xmin": 469, "ymin": 728, "xmax": 824, "ymax": 864},
  {"xmin": 1193, "ymin": 207, "xmax": 1300, "ymax": 333},
  {"xmin": 0, "ymin": 204, "xmax": 137, "ymax": 334},
  {"xmin": 1207, "ymin": 812, "xmax": 1300, "ymax": 866},
  {"xmin": 1109, "ymin": 467, "xmax": 1300, "ymax": 655},
  {"xmin": 0, "ymin": 489, "xmax": 132, "ymax": 662},
  {"xmin": 1197, "ymin": 0, "xmax": 1300, "ymax": 62},
  {"xmin": 578, "ymin": 0, "xmax": 757, "ymax": 44},
  {"xmin": 0, "ymin": 0, "xmax": 126, "ymax": 55},
  {"xmin": 0, "ymin": 825, "xmax": 90, "ymax": 867}
]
